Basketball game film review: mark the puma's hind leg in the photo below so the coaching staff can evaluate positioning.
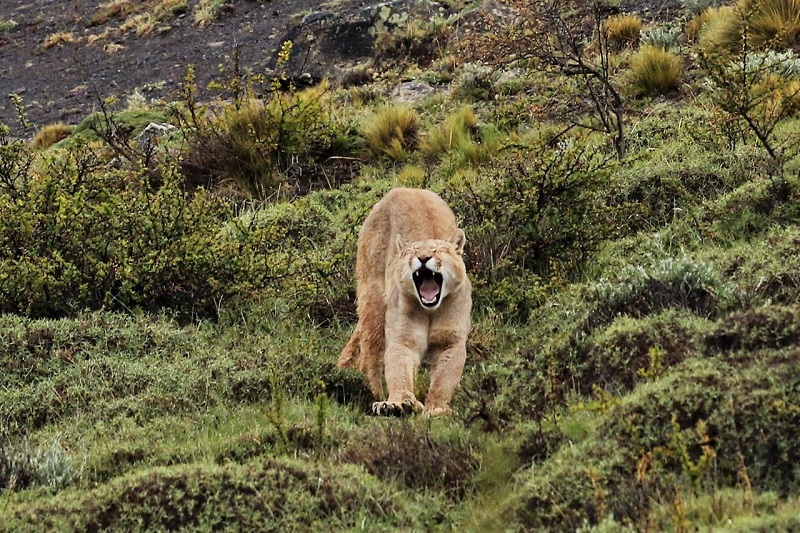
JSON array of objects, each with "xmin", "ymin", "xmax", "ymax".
[{"xmin": 354, "ymin": 285, "xmax": 387, "ymax": 398}]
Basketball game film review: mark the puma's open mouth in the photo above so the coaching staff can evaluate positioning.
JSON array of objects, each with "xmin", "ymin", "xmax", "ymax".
[{"xmin": 413, "ymin": 267, "xmax": 443, "ymax": 307}]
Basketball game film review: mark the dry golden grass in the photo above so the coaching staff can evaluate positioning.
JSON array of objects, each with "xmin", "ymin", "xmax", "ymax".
[
  {"xmin": 30, "ymin": 123, "xmax": 73, "ymax": 151},
  {"xmin": 698, "ymin": 0, "xmax": 800, "ymax": 55},
  {"xmin": 685, "ymin": 6, "xmax": 720, "ymax": 42},
  {"xmin": 41, "ymin": 31, "xmax": 79, "ymax": 49},
  {"xmin": 604, "ymin": 14, "xmax": 643, "ymax": 48},
  {"xmin": 90, "ymin": 0, "xmax": 186, "ymax": 35},
  {"xmin": 89, "ymin": 0, "xmax": 136, "ymax": 27}
]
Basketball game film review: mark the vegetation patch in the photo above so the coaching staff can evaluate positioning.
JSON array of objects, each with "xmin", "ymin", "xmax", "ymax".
[
  {"xmin": 341, "ymin": 420, "xmax": 479, "ymax": 499},
  {"xmin": 0, "ymin": 458, "xmax": 429, "ymax": 531}
]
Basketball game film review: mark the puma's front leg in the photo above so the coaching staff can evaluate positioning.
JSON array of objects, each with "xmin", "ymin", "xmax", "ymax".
[
  {"xmin": 423, "ymin": 312, "xmax": 470, "ymax": 416},
  {"xmin": 423, "ymin": 343, "xmax": 466, "ymax": 416},
  {"xmin": 372, "ymin": 308, "xmax": 428, "ymax": 416}
]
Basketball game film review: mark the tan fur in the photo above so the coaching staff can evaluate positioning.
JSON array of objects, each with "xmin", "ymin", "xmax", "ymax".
[{"xmin": 337, "ymin": 188, "xmax": 472, "ymax": 416}]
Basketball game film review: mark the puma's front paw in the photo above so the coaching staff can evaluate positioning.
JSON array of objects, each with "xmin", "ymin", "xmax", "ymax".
[
  {"xmin": 422, "ymin": 405, "xmax": 452, "ymax": 417},
  {"xmin": 372, "ymin": 399, "xmax": 423, "ymax": 416}
]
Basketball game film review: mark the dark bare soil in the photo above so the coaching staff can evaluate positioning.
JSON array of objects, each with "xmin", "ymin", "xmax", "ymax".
[{"xmin": 0, "ymin": 0, "xmax": 323, "ymax": 133}]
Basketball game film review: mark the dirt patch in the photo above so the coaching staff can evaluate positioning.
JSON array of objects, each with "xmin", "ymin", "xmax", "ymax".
[{"xmin": 0, "ymin": 0, "xmax": 321, "ymax": 133}]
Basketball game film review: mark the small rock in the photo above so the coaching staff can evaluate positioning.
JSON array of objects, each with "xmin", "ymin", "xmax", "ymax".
[
  {"xmin": 391, "ymin": 81, "xmax": 435, "ymax": 103},
  {"xmin": 135, "ymin": 122, "xmax": 176, "ymax": 150}
]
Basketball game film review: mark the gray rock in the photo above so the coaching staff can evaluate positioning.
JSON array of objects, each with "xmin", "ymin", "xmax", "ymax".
[
  {"xmin": 135, "ymin": 122, "xmax": 176, "ymax": 151},
  {"xmin": 391, "ymin": 81, "xmax": 436, "ymax": 102}
]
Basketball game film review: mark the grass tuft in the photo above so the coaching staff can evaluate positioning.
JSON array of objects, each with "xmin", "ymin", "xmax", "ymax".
[
  {"xmin": 361, "ymin": 104, "xmax": 420, "ymax": 160},
  {"xmin": 423, "ymin": 106, "xmax": 479, "ymax": 158},
  {"xmin": 0, "ymin": 18, "xmax": 18, "ymax": 33},
  {"xmin": 603, "ymin": 14, "xmax": 643, "ymax": 48},
  {"xmin": 89, "ymin": 0, "xmax": 136, "ymax": 27},
  {"xmin": 699, "ymin": 0, "xmax": 800, "ymax": 55},
  {"xmin": 629, "ymin": 45, "xmax": 684, "ymax": 96},
  {"xmin": 30, "ymin": 123, "xmax": 73, "ymax": 151}
]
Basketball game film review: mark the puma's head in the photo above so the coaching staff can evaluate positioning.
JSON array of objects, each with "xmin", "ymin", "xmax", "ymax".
[{"xmin": 394, "ymin": 229, "xmax": 467, "ymax": 310}]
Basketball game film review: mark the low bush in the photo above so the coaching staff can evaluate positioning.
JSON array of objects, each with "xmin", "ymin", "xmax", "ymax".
[
  {"xmin": 0, "ymin": 137, "xmax": 311, "ymax": 319},
  {"xmin": 0, "ymin": 458, "xmax": 435, "ymax": 530},
  {"xmin": 641, "ymin": 25, "xmax": 683, "ymax": 50},
  {"xmin": 443, "ymin": 135, "xmax": 623, "ymax": 319},
  {"xmin": 181, "ymin": 80, "xmax": 356, "ymax": 199},
  {"xmin": 341, "ymin": 420, "xmax": 479, "ymax": 500},
  {"xmin": 1, "ymin": 436, "xmax": 83, "ymax": 492},
  {"xmin": 374, "ymin": 18, "xmax": 452, "ymax": 70},
  {"xmin": 511, "ymin": 338, "xmax": 800, "ymax": 529},
  {"xmin": 592, "ymin": 255, "xmax": 739, "ymax": 322}
]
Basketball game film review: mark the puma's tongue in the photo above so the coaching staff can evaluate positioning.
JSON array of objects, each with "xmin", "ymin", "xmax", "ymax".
[{"xmin": 419, "ymin": 277, "xmax": 441, "ymax": 302}]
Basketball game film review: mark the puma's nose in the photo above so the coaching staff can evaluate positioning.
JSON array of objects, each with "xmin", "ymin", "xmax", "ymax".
[{"xmin": 417, "ymin": 256, "xmax": 431, "ymax": 264}]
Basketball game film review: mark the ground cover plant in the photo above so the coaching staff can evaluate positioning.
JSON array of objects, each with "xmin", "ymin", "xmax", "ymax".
[{"xmin": 2, "ymin": 0, "xmax": 800, "ymax": 530}]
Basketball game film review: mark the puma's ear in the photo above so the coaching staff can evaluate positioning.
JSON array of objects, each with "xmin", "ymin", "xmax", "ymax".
[
  {"xmin": 395, "ymin": 234, "xmax": 408, "ymax": 254},
  {"xmin": 450, "ymin": 228, "xmax": 466, "ymax": 255}
]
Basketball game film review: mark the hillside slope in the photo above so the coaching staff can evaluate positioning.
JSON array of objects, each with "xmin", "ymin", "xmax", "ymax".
[{"xmin": 2, "ymin": 0, "xmax": 800, "ymax": 530}]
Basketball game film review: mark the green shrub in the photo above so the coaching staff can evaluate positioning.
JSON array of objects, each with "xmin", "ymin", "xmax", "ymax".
[
  {"xmin": 700, "ymin": 177, "xmax": 800, "ymax": 242},
  {"xmin": 592, "ymin": 255, "xmax": 737, "ymax": 320},
  {"xmin": 610, "ymin": 145, "xmax": 746, "ymax": 229},
  {"xmin": 454, "ymin": 63, "xmax": 495, "ymax": 102},
  {"xmin": 629, "ymin": 45, "xmax": 684, "ymax": 96},
  {"xmin": 705, "ymin": 305, "xmax": 800, "ymax": 352},
  {"xmin": 361, "ymin": 105, "xmax": 420, "ymax": 160},
  {"xmin": 0, "ymin": 141, "xmax": 303, "ymax": 319},
  {"xmin": 341, "ymin": 420, "xmax": 479, "ymax": 500},
  {"xmin": 181, "ymin": 80, "xmax": 355, "ymax": 199},
  {"xmin": 443, "ymin": 135, "xmax": 621, "ymax": 318},
  {"xmin": 511, "ymin": 342, "xmax": 800, "ymax": 529},
  {"xmin": 1, "ymin": 436, "xmax": 83, "ymax": 492},
  {"xmin": 717, "ymin": 226, "xmax": 800, "ymax": 305},
  {"xmin": 641, "ymin": 25, "xmax": 683, "ymax": 50}
]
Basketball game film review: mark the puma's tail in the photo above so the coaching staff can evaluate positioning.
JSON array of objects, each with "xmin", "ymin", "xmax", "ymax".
[{"xmin": 337, "ymin": 325, "xmax": 360, "ymax": 368}]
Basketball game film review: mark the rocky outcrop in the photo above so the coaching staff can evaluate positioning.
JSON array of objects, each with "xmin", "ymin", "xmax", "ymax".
[{"xmin": 269, "ymin": 0, "xmax": 450, "ymax": 84}]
